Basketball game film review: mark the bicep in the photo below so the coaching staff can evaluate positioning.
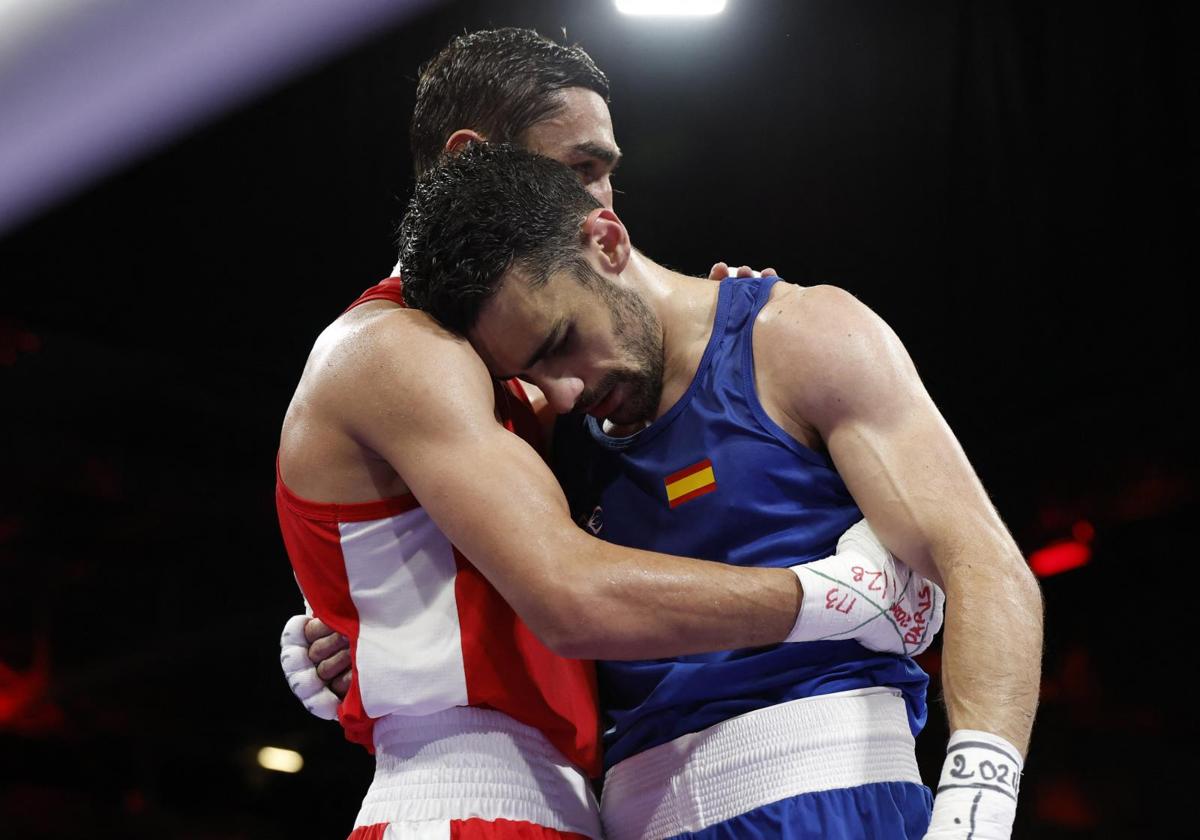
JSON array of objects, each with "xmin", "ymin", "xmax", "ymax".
[
  {"xmin": 350, "ymin": 337, "xmax": 584, "ymax": 606},
  {"xmin": 783, "ymin": 289, "xmax": 1009, "ymax": 585},
  {"xmin": 387, "ymin": 407, "xmax": 578, "ymax": 581},
  {"xmin": 824, "ymin": 386, "xmax": 998, "ymax": 587}
]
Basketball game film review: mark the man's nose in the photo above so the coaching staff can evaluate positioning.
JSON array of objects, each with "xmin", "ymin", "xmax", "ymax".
[{"xmin": 539, "ymin": 375, "xmax": 585, "ymax": 414}]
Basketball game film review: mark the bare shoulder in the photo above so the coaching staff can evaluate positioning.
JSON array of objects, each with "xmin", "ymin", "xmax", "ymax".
[
  {"xmin": 279, "ymin": 303, "xmax": 496, "ymax": 501},
  {"xmin": 283, "ymin": 304, "xmax": 493, "ymax": 452},
  {"xmin": 321, "ymin": 304, "xmax": 483, "ymax": 380},
  {"xmin": 753, "ymin": 283, "xmax": 916, "ymax": 427},
  {"xmin": 305, "ymin": 304, "xmax": 493, "ymax": 420},
  {"xmin": 755, "ymin": 283, "xmax": 890, "ymax": 351}
]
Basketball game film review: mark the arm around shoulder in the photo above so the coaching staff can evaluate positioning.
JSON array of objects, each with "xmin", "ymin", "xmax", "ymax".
[{"xmin": 342, "ymin": 312, "xmax": 803, "ymax": 660}]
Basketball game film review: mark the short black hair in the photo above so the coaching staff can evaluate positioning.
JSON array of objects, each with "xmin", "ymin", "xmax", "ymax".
[
  {"xmin": 398, "ymin": 143, "xmax": 602, "ymax": 333},
  {"xmin": 410, "ymin": 28, "xmax": 610, "ymax": 175}
]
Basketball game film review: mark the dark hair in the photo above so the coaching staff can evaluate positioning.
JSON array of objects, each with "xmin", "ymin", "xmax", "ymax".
[
  {"xmin": 410, "ymin": 28, "xmax": 610, "ymax": 175},
  {"xmin": 398, "ymin": 143, "xmax": 602, "ymax": 333}
]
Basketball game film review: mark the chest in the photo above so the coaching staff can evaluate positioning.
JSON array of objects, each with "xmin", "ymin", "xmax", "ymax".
[{"xmin": 574, "ymin": 403, "xmax": 857, "ymax": 567}]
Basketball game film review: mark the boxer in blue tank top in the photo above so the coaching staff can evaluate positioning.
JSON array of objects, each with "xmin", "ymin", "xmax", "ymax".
[
  {"xmin": 558, "ymin": 274, "xmax": 931, "ymax": 758},
  {"xmin": 398, "ymin": 144, "xmax": 1043, "ymax": 840},
  {"xmin": 553, "ymin": 276, "xmax": 934, "ymax": 838}
]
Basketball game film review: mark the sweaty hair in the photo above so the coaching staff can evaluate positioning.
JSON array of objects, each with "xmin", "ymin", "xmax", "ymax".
[
  {"xmin": 410, "ymin": 28, "xmax": 610, "ymax": 175},
  {"xmin": 398, "ymin": 143, "xmax": 602, "ymax": 333}
]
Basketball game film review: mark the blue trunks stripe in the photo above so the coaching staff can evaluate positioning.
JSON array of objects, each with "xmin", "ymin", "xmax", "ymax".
[{"xmin": 665, "ymin": 781, "xmax": 932, "ymax": 840}]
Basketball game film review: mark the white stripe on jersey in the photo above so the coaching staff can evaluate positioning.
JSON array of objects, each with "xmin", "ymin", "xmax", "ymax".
[{"xmin": 341, "ymin": 507, "xmax": 469, "ymax": 717}]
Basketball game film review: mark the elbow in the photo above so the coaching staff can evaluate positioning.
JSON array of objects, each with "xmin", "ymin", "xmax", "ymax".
[
  {"xmin": 942, "ymin": 539, "xmax": 1044, "ymax": 622},
  {"xmin": 540, "ymin": 626, "xmax": 593, "ymax": 659},
  {"xmin": 525, "ymin": 599, "xmax": 599, "ymax": 659},
  {"xmin": 511, "ymin": 571, "xmax": 603, "ymax": 658},
  {"xmin": 994, "ymin": 539, "xmax": 1044, "ymax": 613},
  {"xmin": 497, "ymin": 533, "xmax": 631, "ymax": 659}
]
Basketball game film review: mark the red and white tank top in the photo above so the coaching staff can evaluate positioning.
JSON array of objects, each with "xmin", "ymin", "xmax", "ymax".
[{"xmin": 275, "ymin": 278, "xmax": 601, "ymax": 777}]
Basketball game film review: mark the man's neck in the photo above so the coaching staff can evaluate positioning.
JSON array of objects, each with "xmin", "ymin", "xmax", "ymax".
[{"xmin": 622, "ymin": 250, "xmax": 722, "ymax": 421}]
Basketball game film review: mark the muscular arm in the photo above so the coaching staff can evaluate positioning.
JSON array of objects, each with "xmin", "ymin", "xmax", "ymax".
[
  {"xmin": 340, "ymin": 312, "xmax": 801, "ymax": 660},
  {"xmin": 762, "ymin": 286, "xmax": 1042, "ymax": 755}
]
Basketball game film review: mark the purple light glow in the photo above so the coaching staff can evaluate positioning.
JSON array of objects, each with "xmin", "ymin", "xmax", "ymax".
[{"xmin": 0, "ymin": 0, "xmax": 441, "ymax": 236}]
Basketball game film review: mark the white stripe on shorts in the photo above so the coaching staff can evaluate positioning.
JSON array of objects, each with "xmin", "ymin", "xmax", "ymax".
[
  {"xmin": 601, "ymin": 687, "xmax": 922, "ymax": 840},
  {"xmin": 379, "ymin": 821, "xmax": 449, "ymax": 839}
]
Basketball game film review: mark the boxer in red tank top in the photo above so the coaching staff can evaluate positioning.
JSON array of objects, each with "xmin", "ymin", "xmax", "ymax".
[{"xmin": 275, "ymin": 30, "xmax": 808, "ymax": 839}]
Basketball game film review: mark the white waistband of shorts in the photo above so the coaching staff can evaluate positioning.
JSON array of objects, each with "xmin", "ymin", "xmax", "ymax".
[
  {"xmin": 601, "ymin": 687, "xmax": 921, "ymax": 840},
  {"xmin": 355, "ymin": 706, "xmax": 601, "ymax": 838}
]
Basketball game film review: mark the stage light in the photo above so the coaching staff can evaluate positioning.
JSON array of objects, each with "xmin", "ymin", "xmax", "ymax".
[
  {"xmin": 257, "ymin": 746, "xmax": 304, "ymax": 773},
  {"xmin": 1028, "ymin": 540, "xmax": 1091, "ymax": 578},
  {"xmin": 615, "ymin": 1, "xmax": 726, "ymax": 17}
]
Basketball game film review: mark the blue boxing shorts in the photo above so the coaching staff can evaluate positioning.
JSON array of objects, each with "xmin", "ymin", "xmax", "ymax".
[{"xmin": 600, "ymin": 688, "xmax": 932, "ymax": 840}]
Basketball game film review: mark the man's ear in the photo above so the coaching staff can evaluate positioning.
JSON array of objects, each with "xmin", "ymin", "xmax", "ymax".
[
  {"xmin": 444, "ymin": 129, "xmax": 486, "ymax": 156},
  {"xmin": 581, "ymin": 208, "xmax": 630, "ymax": 275}
]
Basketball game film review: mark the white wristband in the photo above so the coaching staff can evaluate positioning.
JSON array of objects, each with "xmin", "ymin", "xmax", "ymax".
[
  {"xmin": 925, "ymin": 730, "xmax": 1023, "ymax": 839},
  {"xmin": 785, "ymin": 519, "xmax": 944, "ymax": 656}
]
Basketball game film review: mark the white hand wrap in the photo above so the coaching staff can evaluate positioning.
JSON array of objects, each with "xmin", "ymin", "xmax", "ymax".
[
  {"xmin": 785, "ymin": 519, "xmax": 945, "ymax": 655},
  {"xmin": 925, "ymin": 730, "xmax": 1023, "ymax": 839},
  {"xmin": 279, "ymin": 613, "xmax": 340, "ymax": 721}
]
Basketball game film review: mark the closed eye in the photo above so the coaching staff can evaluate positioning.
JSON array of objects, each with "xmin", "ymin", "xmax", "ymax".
[
  {"xmin": 549, "ymin": 323, "xmax": 574, "ymax": 358},
  {"xmin": 568, "ymin": 142, "xmax": 621, "ymax": 185},
  {"xmin": 573, "ymin": 162, "xmax": 601, "ymax": 184}
]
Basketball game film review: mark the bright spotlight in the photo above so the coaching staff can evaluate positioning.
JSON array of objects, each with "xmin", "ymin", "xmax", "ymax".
[
  {"xmin": 616, "ymin": 0, "xmax": 727, "ymax": 17},
  {"xmin": 257, "ymin": 746, "xmax": 304, "ymax": 774}
]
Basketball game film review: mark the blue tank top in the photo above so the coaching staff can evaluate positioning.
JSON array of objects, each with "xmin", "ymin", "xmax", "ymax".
[{"xmin": 551, "ymin": 276, "xmax": 929, "ymax": 770}]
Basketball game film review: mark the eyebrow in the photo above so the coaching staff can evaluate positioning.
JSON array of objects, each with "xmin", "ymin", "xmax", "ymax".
[
  {"xmin": 573, "ymin": 141, "xmax": 622, "ymax": 169},
  {"xmin": 496, "ymin": 318, "xmax": 566, "ymax": 380}
]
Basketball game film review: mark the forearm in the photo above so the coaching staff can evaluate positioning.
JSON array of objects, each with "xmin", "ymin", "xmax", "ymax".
[
  {"xmin": 938, "ymin": 539, "xmax": 1043, "ymax": 755},
  {"xmin": 515, "ymin": 534, "xmax": 802, "ymax": 660}
]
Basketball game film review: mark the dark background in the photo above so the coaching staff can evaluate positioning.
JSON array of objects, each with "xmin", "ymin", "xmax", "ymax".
[{"xmin": 1, "ymin": 0, "xmax": 1196, "ymax": 836}]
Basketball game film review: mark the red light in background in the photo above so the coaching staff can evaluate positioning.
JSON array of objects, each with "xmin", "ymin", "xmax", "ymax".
[
  {"xmin": 0, "ymin": 638, "xmax": 63, "ymax": 735},
  {"xmin": 1034, "ymin": 777, "xmax": 1099, "ymax": 830},
  {"xmin": 1029, "ymin": 540, "xmax": 1091, "ymax": 578},
  {"xmin": 1071, "ymin": 520, "xmax": 1095, "ymax": 544}
]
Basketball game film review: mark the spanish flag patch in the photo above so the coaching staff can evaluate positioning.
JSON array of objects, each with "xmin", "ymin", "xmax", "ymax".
[{"xmin": 664, "ymin": 458, "xmax": 717, "ymax": 508}]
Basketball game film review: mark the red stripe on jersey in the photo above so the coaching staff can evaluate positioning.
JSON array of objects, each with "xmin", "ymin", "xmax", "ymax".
[
  {"xmin": 346, "ymin": 276, "xmax": 406, "ymax": 312},
  {"xmin": 453, "ymin": 549, "xmax": 601, "ymax": 778},
  {"xmin": 668, "ymin": 482, "xmax": 719, "ymax": 508},
  {"xmin": 346, "ymin": 824, "xmax": 388, "ymax": 840},
  {"xmin": 450, "ymin": 818, "xmax": 591, "ymax": 839},
  {"xmin": 275, "ymin": 478, "xmax": 376, "ymax": 751},
  {"xmin": 664, "ymin": 457, "xmax": 714, "ymax": 485},
  {"xmin": 277, "ymin": 464, "xmax": 420, "ymax": 523},
  {"xmin": 471, "ymin": 375, "xmax": 600, "ymax": 777}
]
